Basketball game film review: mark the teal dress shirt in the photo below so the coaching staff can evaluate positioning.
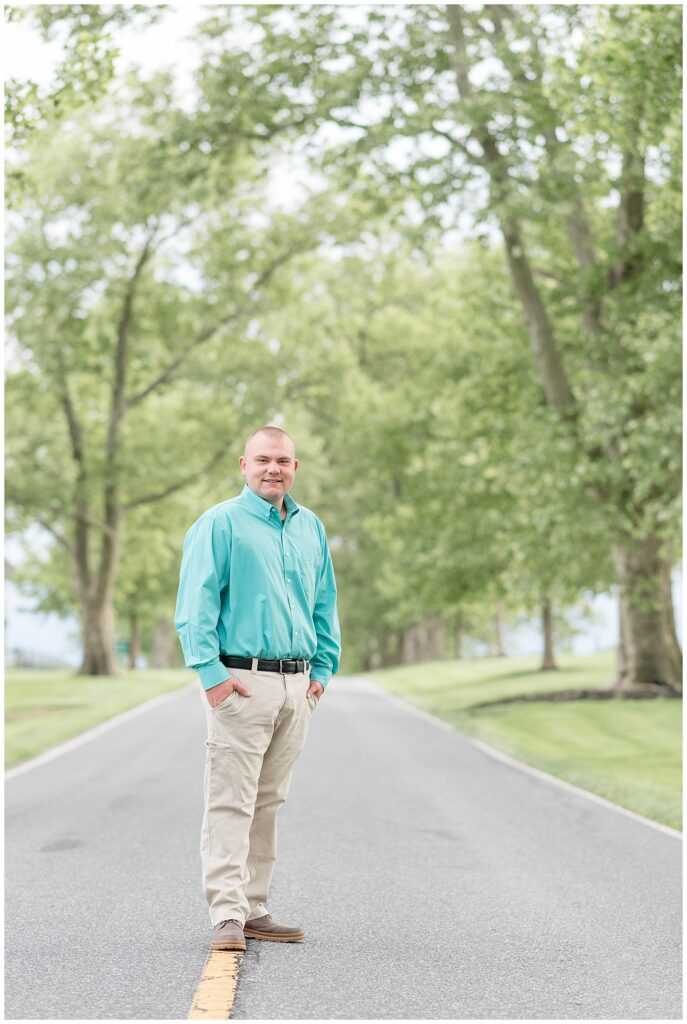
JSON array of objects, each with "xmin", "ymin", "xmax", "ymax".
[{"xmin": 174, "ymin": 484, "xmax": 341, "ymax": 690}]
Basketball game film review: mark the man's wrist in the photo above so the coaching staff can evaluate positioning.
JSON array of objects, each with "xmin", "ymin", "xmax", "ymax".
[
  {"xmin": 206, "ymin": 677, "xmax": 231, "ymax": 690},
  {"xmin": 198, "ymin": 660, "xmax": 233, "ymax": 690}
]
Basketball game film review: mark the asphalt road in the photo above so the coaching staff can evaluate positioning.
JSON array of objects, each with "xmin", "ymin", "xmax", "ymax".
[{"xmin": 5, "ymin": 676, "xmax": 682, "ymax": 1020}]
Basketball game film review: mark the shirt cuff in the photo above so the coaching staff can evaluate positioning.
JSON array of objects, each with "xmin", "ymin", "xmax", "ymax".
[
  {"xmin": 310, "ymin": 664, "xmax": 332, "ymax": 689},
  {"xmin": 197, "ymin": 659, "xmax": 231, "ymax": 690}
]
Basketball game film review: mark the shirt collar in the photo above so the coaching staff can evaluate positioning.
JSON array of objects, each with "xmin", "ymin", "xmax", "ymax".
[{"xmin": 240, "ymin": 484, "xmax": 300, "ymax": 521}]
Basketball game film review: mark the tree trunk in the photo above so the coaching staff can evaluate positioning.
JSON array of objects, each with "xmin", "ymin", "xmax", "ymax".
[
  {"xmin": 659, "ymin": 559, "xmax": 682, "ymax": 677},
  {"xmin": 402, "ymin": 622, "xmax": 421, "ymax": 664},
  {"xmin": 78, "ymin": 595, "xmax": 118, "ymax": 676},
  {"xmin": 540, "ymin": 598, "xmax": 557, "ymax": 670},
  {"xmin": 615, "ymin": 592, "xmax": 630, "ymax": 690},
  {"xmin": 389, "ymin": 628, "xmax": 403, "ymax": 667},
  {"xmin": 128, "ymin": 611, "xmax": 139, "ymax": 670},
  {"xmin": 453, "ymin": 611, "xmax": 463, "ymax": 659},
  {"xmin": 152, "ymin": 618, "xmax": 178, "ymax": 668},
  {"xmin": 494, "ymin": 602, "xmax": 507, "ymax": 657},
  {"xmin": 426, "ymin": 614, "xmax": 445, "ymax": 660},
  {"xmin": 611, "ymin": 535, "xmax": 682, "ymax": 694}
]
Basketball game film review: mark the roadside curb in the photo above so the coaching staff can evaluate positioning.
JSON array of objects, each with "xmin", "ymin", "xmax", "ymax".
[
  {"xmin": 5, "ymin": 683, "xmax": 196, "ymax": 781},
  {"xmin": 358, "ymin": 676, "xmax": 683, "ymax": 841}
]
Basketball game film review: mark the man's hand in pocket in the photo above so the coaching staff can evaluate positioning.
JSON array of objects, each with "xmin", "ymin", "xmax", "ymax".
[
  {"xmin": 206, "ymin": 676, "xmax": 252, "ymax": 708},
  {"xmin": 306, "ymin": 680, "xmax": 324, "ymax": 701}
]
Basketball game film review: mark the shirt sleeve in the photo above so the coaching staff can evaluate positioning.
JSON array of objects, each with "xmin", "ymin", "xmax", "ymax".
[
  {"xmin": 174, "ymin": 513, "xmax": 231, "ymax": 690},
  {"xmin": 309, "ymin": 520, "xmax": 341, "ymax": 689}
]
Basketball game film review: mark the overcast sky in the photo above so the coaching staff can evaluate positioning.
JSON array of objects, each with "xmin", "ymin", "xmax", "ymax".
[{"xmin": 5, "ymin": 5, "xmax": 206, "ymax": 91}]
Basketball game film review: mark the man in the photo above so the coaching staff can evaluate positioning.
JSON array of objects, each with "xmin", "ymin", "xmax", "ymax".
[{"xmin": 174, "ymin": 426, "xmax": 341, "ymax": 952}]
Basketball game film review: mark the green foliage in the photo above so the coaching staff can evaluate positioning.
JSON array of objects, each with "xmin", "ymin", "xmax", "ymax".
[
  {"xmin": 257, "ymin": 235, "xmax": 615, "ymax": 668},
  {"xmin": 5, "ymin": 4, "xmax": 163, "ymax": 204},
  {"xmin": 5, "ymin": 5, "xmax": 681, "ymax": 674},
  {"xmin": 5, "ymin": 74, "xmax": 329, "ymax": 658}
]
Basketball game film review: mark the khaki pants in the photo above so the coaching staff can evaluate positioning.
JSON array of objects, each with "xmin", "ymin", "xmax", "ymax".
[{"xmin": 199, "ymin": 665, "xmax": 315, "ymax": 926}]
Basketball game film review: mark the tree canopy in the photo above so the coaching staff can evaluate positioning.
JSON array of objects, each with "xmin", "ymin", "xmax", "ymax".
[{"xmin": 5, "ymin": 4, "xmax": 681, "ymax": 690}]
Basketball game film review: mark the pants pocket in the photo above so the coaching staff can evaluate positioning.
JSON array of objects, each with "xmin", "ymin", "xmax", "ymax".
[{"xmin": 214, "ymin": 689, "xmax": 239, "ymax": 711}]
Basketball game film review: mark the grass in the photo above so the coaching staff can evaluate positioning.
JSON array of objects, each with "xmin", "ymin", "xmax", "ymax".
[
  {"xmin": 5, "ymin": 656, "xmax": 682, "ymax": 831},
  {"xmin": 365, "ymin": 652, "xmax": 682, "ymax": 831},
  {"xmin": 5, "ymin": 667, "xmax": 195, "ymax": 769}
]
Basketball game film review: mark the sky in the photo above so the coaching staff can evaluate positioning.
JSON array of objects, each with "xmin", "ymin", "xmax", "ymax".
[
  {"xmin": 4, "ymin": 4, "xmax": 319, "ymax": 211},
  {"xmin": 5, "ymin": 5, "xmax": 206, "ymax": 90},
  {"xmin": 3, "ymin": 5, "xmax": 682, "ymax": 665}
]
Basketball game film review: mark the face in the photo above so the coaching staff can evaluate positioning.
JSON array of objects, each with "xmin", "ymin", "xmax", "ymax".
[{"xmin": 239, "ymin": 433, "xmax": 298, "ymax": 505}]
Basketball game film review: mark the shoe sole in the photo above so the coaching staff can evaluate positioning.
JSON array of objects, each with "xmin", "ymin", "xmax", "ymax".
[
  {"xmin": 243, "ymin": 930, "xmax": 304, "ymax": 942},
  {"xmin": 211, "ymin": 941, "xmax": 246, "ymax": 951}
]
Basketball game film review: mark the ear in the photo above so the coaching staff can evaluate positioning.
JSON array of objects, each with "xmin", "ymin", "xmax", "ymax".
[
  {"xmin": 293, "ymin": 459, "xmax": 299, "ymax": 472},
  {"xmin": 239, "ymin": 456, "xmax": 247, "ymax": 474}
]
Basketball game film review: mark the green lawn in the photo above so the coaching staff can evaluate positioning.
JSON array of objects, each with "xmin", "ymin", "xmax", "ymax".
[
  {"xmin": 5, "ymin": 668, "xmax": 195, "ymax": 768},
  {"xmin": 365, "ymin": 653, "xmax": 682, "ymax": 831}
]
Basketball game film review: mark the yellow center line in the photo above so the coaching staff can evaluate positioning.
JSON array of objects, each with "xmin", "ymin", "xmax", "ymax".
[{"xmin": 188, "ymin": 949, "xmax": 243, "ymax": 1020}]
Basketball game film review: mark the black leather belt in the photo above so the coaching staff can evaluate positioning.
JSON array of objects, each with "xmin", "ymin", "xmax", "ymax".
[{"xmin": 220, "ymin": 654, "xmax": 309, "ymax": 674}]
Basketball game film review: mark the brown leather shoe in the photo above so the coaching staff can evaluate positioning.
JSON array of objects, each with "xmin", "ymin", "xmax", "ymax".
[
  {"xmin": 243, "ymin": 914, "xmax": 304, "ymax": 942},
  {"xmin": 211, "ymin": 919, "xmax": 246, "ymax": 951}
]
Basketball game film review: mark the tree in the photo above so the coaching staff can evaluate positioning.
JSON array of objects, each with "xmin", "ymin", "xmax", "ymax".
[
  {"xmin": 253, "ymin": 229, "xmax": 613, "ymax": 673},
  {"xmin": 5, "ymin": 4, "xmax": 163, "ymax": 203},
  {"xmin": 192, "ymin": 4, "xmax": 682, "ymax": 693},
  {"xmin": 5, "ymin": 78, "xmax": 319, "ymax": 675}
]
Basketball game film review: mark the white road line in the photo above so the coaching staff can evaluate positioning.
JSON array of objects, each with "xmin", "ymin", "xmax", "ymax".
[
  {"xmin": 5, "ymin": 683, "xmax": 196, "ymax": 781},
  {"xmin": 360, "ymin": 678, "xmax": 683, "ymax": 841}
]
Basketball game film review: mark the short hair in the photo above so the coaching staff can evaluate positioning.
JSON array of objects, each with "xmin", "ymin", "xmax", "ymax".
[{"xmin": 245, "ymin": 426, "xmax": 295, "ymax": 452}]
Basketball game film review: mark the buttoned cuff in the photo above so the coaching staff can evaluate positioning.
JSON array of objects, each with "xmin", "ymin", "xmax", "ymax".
[{"xmin": 197, "ymin": 659, "xmax": 231, "ymax": 690}]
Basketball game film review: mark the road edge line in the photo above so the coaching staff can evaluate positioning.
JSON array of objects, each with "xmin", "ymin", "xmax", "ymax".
[
  {"xmin": 359, "ymin": 677, "xmax": 683, "ymax": 841},
  {"xmin": 5, "ymin": 682, "xmax": 196, "ymax": 780}
]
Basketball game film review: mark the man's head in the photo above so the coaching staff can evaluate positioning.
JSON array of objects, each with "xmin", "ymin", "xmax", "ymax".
[{"xmin": 239, "ymin": 426, "xmax": 298, "ymax": 507}]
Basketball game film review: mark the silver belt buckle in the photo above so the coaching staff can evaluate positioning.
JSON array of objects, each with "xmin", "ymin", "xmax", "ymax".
[{"xmin": 279, "ymin": 658, "xmax": 284, "ymax": 673}]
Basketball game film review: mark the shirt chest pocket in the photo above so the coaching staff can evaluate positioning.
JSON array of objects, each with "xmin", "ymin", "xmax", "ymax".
[{"xmin": 294, "ymin": 550, "xmax": 319, "ymax": 602}]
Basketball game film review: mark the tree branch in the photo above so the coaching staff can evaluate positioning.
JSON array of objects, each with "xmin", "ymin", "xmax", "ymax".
[
  {"xmin": 485, "ymin": 6, "xmax": 605, "ymax": 332},
  {"xmin": 97, "ymin": 222, "xmax": 159, "ymax": 606},
  {"xmin": 430, "ymin": 121, "xmax": 482, "ymax": 163},
  {"xmin": 122, "ymin": 445, "xmax": 229, "ymax": 511},
  {"xmin": 610, "ymin": 113, "xmax": 646, "ymax": 289},
  {"xmin": 106, "ymin": 222, "xmax": 159, "ymax": 469},
  {"xmin": 533, "ymin": 267, "xmax": 566, "ymax": 286},
  {"xmin": 34, "ymin": 517, "xmax": 74, "ymax": 555},
  {"xmin": 54, "ymin": 351, "xmax": 85, "ymax": 468},
  {"xmin": 445, "ymin": 4, "xmax": 577, "ymax": 416},
  {"xmin": 126, "ymin": 242, "xmax": 307, "ymax": 409}
]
